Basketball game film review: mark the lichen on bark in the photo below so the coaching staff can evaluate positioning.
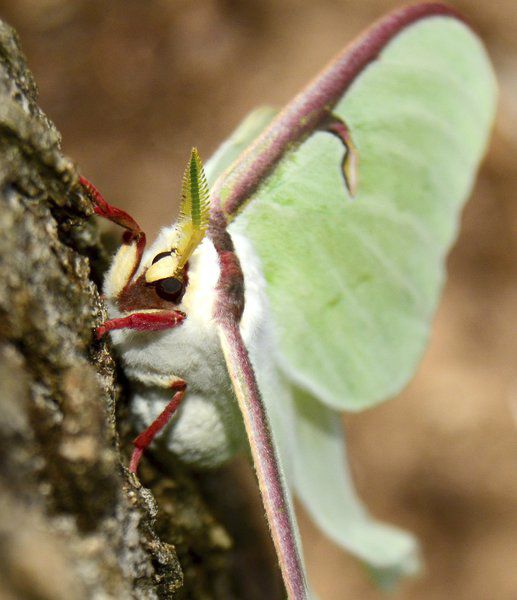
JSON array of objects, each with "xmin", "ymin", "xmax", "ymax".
[{"xmin": 0, "ymin": 19, "xmax": 236, "ymax": 599}]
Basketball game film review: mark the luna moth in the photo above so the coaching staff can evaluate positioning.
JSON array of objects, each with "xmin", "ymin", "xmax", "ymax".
[{"xmin": 81, "ymin": 3, "xmax": 496, "ymax": 598}]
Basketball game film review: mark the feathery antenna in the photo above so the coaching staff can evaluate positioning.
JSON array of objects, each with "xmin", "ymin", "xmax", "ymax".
[{"xmin": 146, "ymin": 148, "xmax": 210, "ymax": 283}]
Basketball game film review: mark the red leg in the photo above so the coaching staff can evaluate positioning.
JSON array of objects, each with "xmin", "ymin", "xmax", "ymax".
[
  {"xmin": 80, "ymin": 176, "xmax": 143, "ymax": 237},
  {"xmin": 80, "ymin": 175, "xmax": 147, "ymax": 271},
  {"xmin": 129, "ymin": 380, "xmax": 187, "ymax": 473},
  {"xmin": 96, "ymin": 310, "xmax": 185, "ymax": 340}
]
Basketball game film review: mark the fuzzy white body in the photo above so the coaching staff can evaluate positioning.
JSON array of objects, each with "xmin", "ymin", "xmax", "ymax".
[{"xmin": 106, "ymin": 227, "xmax": 272, "ymax": 468}]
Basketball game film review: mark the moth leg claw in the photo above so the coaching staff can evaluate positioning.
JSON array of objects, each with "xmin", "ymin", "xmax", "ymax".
[{"xmin": 79, "ymin": 175, "xmax": 144, "ymax": 239}]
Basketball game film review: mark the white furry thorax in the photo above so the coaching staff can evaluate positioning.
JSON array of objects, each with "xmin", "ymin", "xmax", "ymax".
[{"xmin": 104, "ymin": 225, "xmax": 270, "ymax": 468}]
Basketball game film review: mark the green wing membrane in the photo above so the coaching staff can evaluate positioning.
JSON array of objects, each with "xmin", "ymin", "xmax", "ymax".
[
  {"xmin": 207, "ymin": 8, "xmax": 496, "ymax": 586},
  {"xmin": 293, "ymin": 387, "xmax": 420, "ymax": 582},
  {"xmin": 228, "ymin": 16, "xmax": 495, "ymax": 411}
]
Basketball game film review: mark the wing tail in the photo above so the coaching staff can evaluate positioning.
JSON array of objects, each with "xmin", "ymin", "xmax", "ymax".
[{"xmin": 293, "ymin": 387, "xmax": 421, "ymax": 586}]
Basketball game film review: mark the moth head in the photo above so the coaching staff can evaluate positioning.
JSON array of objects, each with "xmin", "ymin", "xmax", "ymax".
[
  {"xmin": 105, "ymin": 148, "xmax": 210, "ymax": 312},
  {"xmin": 145, "ymin": 147, "xmax": 210, "ymax": 294}
]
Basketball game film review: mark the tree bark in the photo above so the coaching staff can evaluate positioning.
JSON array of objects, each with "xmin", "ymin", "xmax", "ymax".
[{"xmin": 0, "ymin": 19, "xmax": 246, "ymax": 599}]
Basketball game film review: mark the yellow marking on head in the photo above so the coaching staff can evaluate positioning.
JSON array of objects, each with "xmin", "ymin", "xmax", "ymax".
[
  {"xmin": 145, "ymin": 255, "xmax": 177, "ymax": 282},
  {"xmin": 146, "ymin": 148, "xmax": 210, "ymax": 284},
  {"xmin": 106, "ymin": 242, "xmax": 139, "ymax": 297}
]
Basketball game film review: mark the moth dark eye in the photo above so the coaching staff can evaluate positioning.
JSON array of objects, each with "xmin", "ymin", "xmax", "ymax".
[{"xmin": 155, "ymin": 277, "xmax": 184, "ymax": 302}]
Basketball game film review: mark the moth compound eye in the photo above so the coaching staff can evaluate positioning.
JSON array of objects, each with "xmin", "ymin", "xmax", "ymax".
[
  {"xmin": 157, "ymin": 277, "xmax": 182, "ymax": 295},
  {"xmin": 152, "ymin": 251, "xmax": 173, "ymax": 264},
  {"xmin": 155, "ymin": 277, "xmax": 184, "ymax": 303}
]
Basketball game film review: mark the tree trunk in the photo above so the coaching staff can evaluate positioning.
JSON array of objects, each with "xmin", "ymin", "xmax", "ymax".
[{"xmin": 0, "ymin": 19, "xmax": 271, "ymax": 599}]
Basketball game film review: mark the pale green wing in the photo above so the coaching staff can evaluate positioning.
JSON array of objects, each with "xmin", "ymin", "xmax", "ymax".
[
  {"xmin": 255, "ymin": 352, "xmax": 421, "ymax": 580},
  {"xmin": 208, "ymin": 8, "xmax": 496, "ymax": 590},
  {"xmin": 246, "ymin": 322, "xmax": 421, "ymax": 583},
  {"xmin": 228, "ymin": 16, "xmax": 496, "ymax": 410},
  {"xmin": 292, "ymin": 386, "xmax": 420, "ymax": 584}
]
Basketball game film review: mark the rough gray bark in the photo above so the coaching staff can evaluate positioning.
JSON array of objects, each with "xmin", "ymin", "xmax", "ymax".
[{"xmin": 0, "ymin": 19, "xmax": 244, "ymax": 600}]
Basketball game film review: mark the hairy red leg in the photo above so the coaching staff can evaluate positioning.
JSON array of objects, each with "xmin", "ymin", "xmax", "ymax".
[
  {"xmin": 80, "ymin": 175, "xmax": 147, "ymax": 269},
  {"xmin": 129, "ymin": 380, "xmax": 187, "ymax": 473},
  {"xmin": 80, "ymin": 176, "xmax": 143, "ymax": 236},
  {"xmin": 96, "ymin": 310, "xmax": 185, "ymax": 340}
]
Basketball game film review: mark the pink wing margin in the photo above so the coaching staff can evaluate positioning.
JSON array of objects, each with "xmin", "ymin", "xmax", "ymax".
[
  {"xmin": 213, "ymin": 244, "xmax": 309, "ymax": 599},
  {"xmin": 218, "ymin": 320, "xmax": 309, "ymax": 598}
]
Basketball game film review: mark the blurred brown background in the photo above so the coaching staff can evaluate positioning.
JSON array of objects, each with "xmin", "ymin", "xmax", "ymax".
[{"xmin": 0, "ymin": 0, "xmax": 514, "ymax": 598}]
